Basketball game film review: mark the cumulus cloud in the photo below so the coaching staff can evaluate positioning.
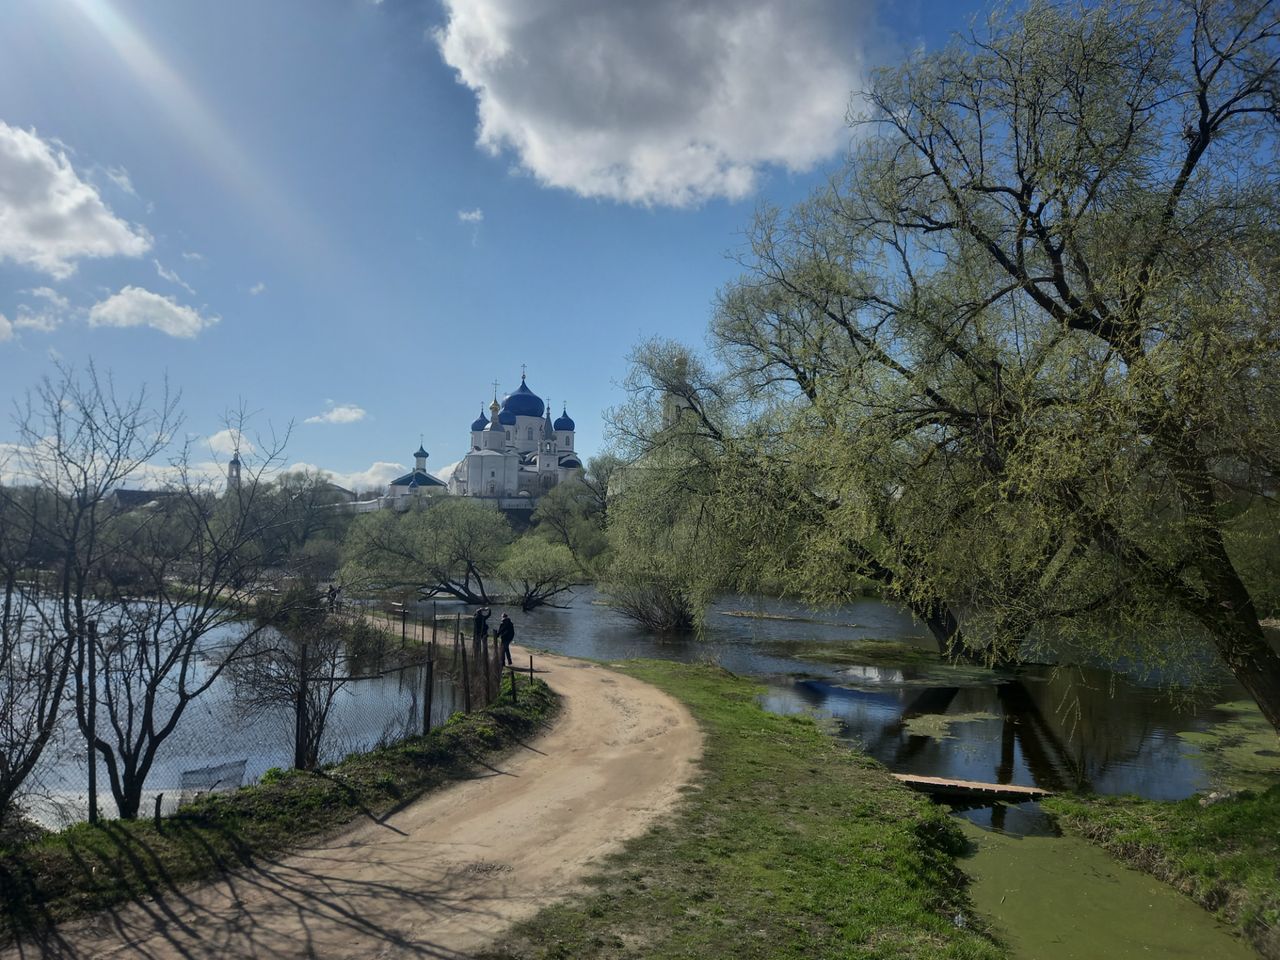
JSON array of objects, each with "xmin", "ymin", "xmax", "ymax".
[
  {"xmin": 88, "ymin": 286, "xmax": 218, "ymax": 338},
  {"xmin": 154, "ymin": 259, "xmax": 197, "ymax": 295},
  {"xmin": 284, "ymin": 460, "xmax": 405, "ymax": 492},
  {"xmin": 0, "ymin": 121, "xmax": 151, "ymax": 277},
  {"xmin": 0, "ymin": 314, "xmax": 12, "ymax": 343},
  {"xmin": 458, "ymin": 208, "xmax": 484, "ymax": 223},
  {"xmin": 435, "ymin": 0, "xmax": 872, "ymax": 207},
  {"xmin": 206, "ymin": 428, "xmax": 252, "ymax": 456},
  {"xmin": 248, "ymin": 281, "xmax": 266, "ymax": 295},
  {"xmin": 304, "ymin": 404, "xmax": 367, "ymax": 425},
  {"xmin": 13, "ymin": 287, "xmax": 73, "ymax": 333},
  {"xmin": 103, "ymin": 165, "xmax": 137, "ymax": 196}
]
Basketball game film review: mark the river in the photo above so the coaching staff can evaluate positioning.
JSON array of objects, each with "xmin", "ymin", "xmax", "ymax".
[{"xmin": 502, "ymin": 586, "xmax": 1274, "ymax": 959}]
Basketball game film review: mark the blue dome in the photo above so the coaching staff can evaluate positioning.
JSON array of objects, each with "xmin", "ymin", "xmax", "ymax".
[
  {"xmin": 553, "ymin": 406, "xmax": 575, "ymax": 431},
  {"xmin": 498, "ymin": 408, "xmax": 517, "ymax": 425},
  {"xmin": 501, "ymin": 377, "xmax": 545, "ymax": 419},
  {"xmin": 470, "ymin": 410, "xmax": 488, "ymax": 431},
  {"xmin": 414, "ymin": 445, "xmax": 429, "ymax": 459}
]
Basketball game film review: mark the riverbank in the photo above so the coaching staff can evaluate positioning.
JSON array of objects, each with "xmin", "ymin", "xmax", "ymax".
[
  {"xmin": 1046, "ymin": 788, "xmax": 1280, "ymax": 959},
  {"xmin": 483, "ymin": 659, "xmax": 1004, "ymax": 960},
  {"xmin": 0, "ymin": 677, "xmax": 559, "ymax": 947}
]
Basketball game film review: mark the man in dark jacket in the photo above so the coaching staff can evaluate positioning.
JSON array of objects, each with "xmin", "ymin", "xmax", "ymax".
[{"xmin": 497, "ymin": 613, "xmax": 515, "ymax": 666}]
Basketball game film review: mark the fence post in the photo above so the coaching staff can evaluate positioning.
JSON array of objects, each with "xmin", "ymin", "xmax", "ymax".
[
  {"xmin": 509, "ymin": 664, "xmax": 518, "ymax": 703},
  {"xmin": 431, "ymin": 602, "xmax": 437, "ymax": 645},
  {"xmin": 529, "ymin": 654, "xmax": 535, "ymax": 688},
  {"xmin": 86, "ymin": 619, "xmax": 98, "ymax": 826},
  {"xmin": 460, "ymin": 634, "xmax": 472, "ymax": 713},
  {"xmin": 481, "ymin": 632, "xmax": 492, "ymax": 706},
  {"xmin": 423, "ymin": 641, "xmax": 434, "ymax": 735},
  {"xmin": 294, "ymin": 640, "xmax": 309, "ymax": 769},
  {"xmin": 154, "ymin": 793, "xmax": 163, "ymax": 828}
]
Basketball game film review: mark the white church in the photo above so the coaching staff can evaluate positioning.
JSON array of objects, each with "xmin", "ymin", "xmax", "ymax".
[{"xmin": 447, "ymin": 373, "xmax": 582, "ymax": 505}]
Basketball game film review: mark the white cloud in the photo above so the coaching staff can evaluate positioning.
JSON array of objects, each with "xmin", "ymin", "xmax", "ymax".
[
  {"xmin": 181, "ymin": 250, "xmax": 205, "ymax": 263},
  {"xmin": 103, "ymin": 165, "xmax": 137, "ymax": 197},
  {"xmin": 458, "ymin": 208, "xmax": 484, "ymax": 223},
  {"xmin": 88, "ymin": 285, "xmax": 218, "ymax": 338},
  {"xmin": 434, "ymin": 459, "xmax": 461, "ymax": 484},
  {"xmin": 304, "ymin": 404, "xmax": 367, "ymax": 425},
  {"xmin": 0, "ymin": 314, "xmax": 12, "ymax": 343},
  {"xmin": 0, "ymin": 121, "xmax": 151, "ymax": 277},
  {"xmin": 284, "ymin": 460, "xmax": 405, "ymax": 492},
  {"xmin": 435, "ymin": 0, "xmax": 871, "ymax": 207},
  {"xmin": 206, "ymin": 428, "xmax": 253, "ymax": 456},
  {"xmin": 154, "ymin": 259, "xmax": 197, "ymax": 295},
  {"xmin": 248, "ymin": 281, "xmax": 266, "ymax": 295}
]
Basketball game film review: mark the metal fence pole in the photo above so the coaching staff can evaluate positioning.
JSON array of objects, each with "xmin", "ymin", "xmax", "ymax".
[
  {"xmin": 86, "ymin": 619, "xmax": 98, "ymax": 825},
  {"xmin": 294, "ymin": 640, "xmax": 309, "ymax": 769}
]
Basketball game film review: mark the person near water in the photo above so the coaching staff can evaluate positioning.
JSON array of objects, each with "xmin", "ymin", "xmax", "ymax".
[
  {"xmin": 473, "ymin": 605, "xmax": 491, "ymax": 643},
  {"xmin": 497, "ymin": 613, "xmax": 515, "ymax": 666}
]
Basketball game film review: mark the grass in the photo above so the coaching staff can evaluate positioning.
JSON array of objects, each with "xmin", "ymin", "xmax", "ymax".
[
  {"xmin": 1045, "ymin": 786, "xmax": 1280, "ymax": 959},
  {"xmin": 0, "ymin": 679, "xmax": 558, "ymax": 946},
  {"xmin": 482, "ymin": 660, "xmax": 1005, "ymax": 960}
]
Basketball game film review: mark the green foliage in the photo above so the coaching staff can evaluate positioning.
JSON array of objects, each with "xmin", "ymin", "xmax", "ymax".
[
  {"xmin": 341, "ymin": 497, "xmax": 513, "ymax": 604},
  {"xmin": 500, "ymin": 537, "xmax": 578, "ymax": 611}
]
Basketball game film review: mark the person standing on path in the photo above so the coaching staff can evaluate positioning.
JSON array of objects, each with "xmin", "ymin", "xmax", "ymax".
[
  {"xmin": 497, "ymin": 613, "xmax": 515, "ymax": 666},
  {"xmin": 473, "ymin": 606, "xmax": 491, "ymax": 644}
]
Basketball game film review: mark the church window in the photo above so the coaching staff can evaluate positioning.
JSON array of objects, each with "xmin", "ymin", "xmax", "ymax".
[{"xmin": 527, "ymin": 428, "xmax": 533, "ymax": 440}]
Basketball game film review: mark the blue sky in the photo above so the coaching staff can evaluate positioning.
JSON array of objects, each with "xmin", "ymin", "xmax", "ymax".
[{"xmin": 0, "ymin": 0, "xmax": 985, "ymax": 491}]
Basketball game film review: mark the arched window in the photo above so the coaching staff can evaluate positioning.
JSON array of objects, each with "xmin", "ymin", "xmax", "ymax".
[{"xmin": 527, "ymin": 428, "xmax": 534, "ymax": 440}]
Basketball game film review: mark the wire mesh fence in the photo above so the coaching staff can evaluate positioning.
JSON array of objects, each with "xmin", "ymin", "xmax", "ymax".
[{"xmin": 18, "ymin": 604, "xmax": 534, "ymax": 829}]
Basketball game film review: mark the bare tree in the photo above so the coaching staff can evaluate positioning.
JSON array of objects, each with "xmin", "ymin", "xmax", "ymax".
[
  {"xmin": 0, "ymin": 486, "xmax": 70, "ymax": 822},
  {"xmin": 6, "ymin": 366, "xmax": 295, "ymax": 819},
  {"xmin": 230, "ymin": 612, "xmax": 351, "ymax": 771}
]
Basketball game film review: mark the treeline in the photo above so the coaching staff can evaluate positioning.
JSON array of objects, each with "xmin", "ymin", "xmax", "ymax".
[
  {"xmin": 598, "ymin": 0, "xmax": 1280, "ymax": 734},
  {"xmin": 337, "ymin": 454, "xmax": 620, "ymax": 611}
]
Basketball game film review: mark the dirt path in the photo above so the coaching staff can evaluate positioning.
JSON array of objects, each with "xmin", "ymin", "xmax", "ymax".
[{"xmin": 9, "ymin": 651, "xmax": 702, "ymax": 960}]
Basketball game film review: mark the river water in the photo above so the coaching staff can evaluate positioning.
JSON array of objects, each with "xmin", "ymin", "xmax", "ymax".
[{"xmin": 500, "ymin": 587, "xmax": 1274, "ymax": 959}]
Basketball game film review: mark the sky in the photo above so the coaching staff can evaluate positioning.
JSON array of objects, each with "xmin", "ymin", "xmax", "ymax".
[{"xmin": 0, "ymin": 0, "xmax": 988, "ymax": 492}]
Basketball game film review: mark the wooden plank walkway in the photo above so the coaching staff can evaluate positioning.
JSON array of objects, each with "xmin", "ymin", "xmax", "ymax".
[{"xmin": 892, "ymin": 773, "xmax": 1052, "ymax": 802}]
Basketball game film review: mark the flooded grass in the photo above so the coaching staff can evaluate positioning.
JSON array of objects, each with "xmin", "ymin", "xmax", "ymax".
[
  {"xmin": 903, "ymin": 712, "xmax": 1000, "ymax": 740},
  {"xmin": 483, "ymin": 660, "xmax": 1004, "ymax": 960},
  {"xmin": 1177, "ymin": 700, "xmax": 1280, "ymax": 792}
]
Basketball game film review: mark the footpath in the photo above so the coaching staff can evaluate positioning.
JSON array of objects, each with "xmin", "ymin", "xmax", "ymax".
[{"xmin": 4, "ymin": 650, "xmax": 702, "ymax": 960}]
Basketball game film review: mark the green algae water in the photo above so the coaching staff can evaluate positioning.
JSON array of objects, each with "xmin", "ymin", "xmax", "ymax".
[{"xmin": 957, "ymin": 816, "xmax": 1255, "ymax": 960}]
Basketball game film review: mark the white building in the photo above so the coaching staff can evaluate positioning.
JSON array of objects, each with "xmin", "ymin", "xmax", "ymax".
[
  {"xmin": 384, "ymin": 444, "xmax": 447, "ymax": 502},
  {"xmin": 449, "ymin": 374, "xmax": 582, "ymax": 506}
]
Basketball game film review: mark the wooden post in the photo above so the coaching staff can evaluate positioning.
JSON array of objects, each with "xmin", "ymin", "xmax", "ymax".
[
  {"xmin": 509, "ymin": 665, "xmax": 518, "ymax": 703},
  {"xmin": 481, "ymin": 632, "xmax": 492, "ymax": 705},
  {"xmin": 460, "ymin": 636, "xmax": 471, "ymax": 713},
  {"xmin": 154, "ymin": 793, "xmax": 163, "ymax": 828},
  {"xmin": 431, "ymin": 602, "xmax": 437, "ymax": 645},
  {"xmin": 423, "ymin": 642, "xmax": 434, "ymax": 735},
  {"xmin": 529, "ymin": 654, "xmax": 535, "ymax": 689}
]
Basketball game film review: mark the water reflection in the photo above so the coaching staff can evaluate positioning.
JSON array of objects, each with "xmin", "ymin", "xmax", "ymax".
[{"xmin": 485, "ymin": 586, "xmax": 1259, "ymax": 803}]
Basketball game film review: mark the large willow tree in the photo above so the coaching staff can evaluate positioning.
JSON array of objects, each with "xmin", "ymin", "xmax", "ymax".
[{"xmin": 705, "ymin": 0, "xmax": 1280, "ymax": 730}]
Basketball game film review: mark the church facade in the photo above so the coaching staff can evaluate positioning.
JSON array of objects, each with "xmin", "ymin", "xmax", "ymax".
[{"xmin": 449, "ymin": 374, "xmax": 582, "ymax": 504}]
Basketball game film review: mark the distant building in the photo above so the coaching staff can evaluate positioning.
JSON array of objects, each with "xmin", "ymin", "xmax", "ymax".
[
  {"xmin": 449, "ymin": 373, "xmax": 582, "ymax": 507},
  {"xmin": 385, "ymin": 444, "xmax": 447, "ymax": 502}
]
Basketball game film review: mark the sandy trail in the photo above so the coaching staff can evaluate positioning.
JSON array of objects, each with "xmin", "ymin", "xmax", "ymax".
[{"xmin": 8, "ymin": 650, "xmax": 702, "ymax": 960}]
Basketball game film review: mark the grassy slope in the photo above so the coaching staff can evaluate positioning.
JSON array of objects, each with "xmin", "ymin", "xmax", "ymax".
[
  {"xmin": 0, "ymin": 680, "xmax": 558, "ymax": 945},
  {"xmin": 1046, "ymin": 787, "xmax": 1280, "ymax": 959},
  {"xmin": 485, "ymin": 660, "xmax": 1004, "ymax": 960}
]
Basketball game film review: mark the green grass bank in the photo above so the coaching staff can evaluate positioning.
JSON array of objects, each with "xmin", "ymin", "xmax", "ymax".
[
  {"xmin": 0, "ymin": 679, "xmax": 558, "ymax": 946},
  {"xmin": 1046, "ymin": 788, "xmax": 1280, "ymax": 959},
  {"xmin": 484, "ymin": 660, "xmax": 1004, "ymax": 960}
]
